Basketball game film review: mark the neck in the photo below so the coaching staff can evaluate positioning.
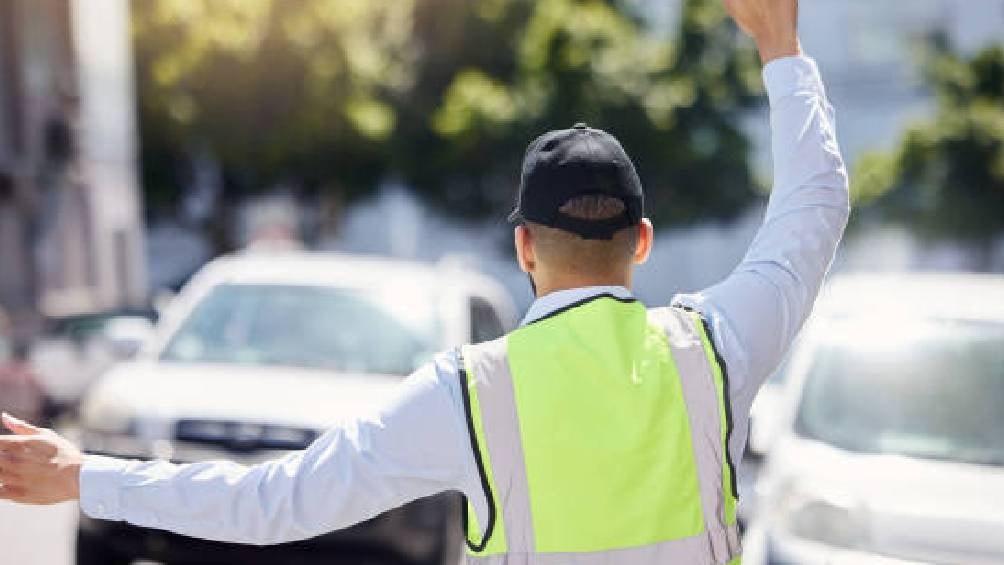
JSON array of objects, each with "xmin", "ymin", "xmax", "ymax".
[{"xmin": 533, "ymin": 273, "xmax": 632, "ymax": 298}]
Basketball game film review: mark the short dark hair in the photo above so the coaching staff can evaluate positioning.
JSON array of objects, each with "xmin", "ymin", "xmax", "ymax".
[{"xmin": 526, "ymin": 194, "xmax": 639, "ymax": 275}]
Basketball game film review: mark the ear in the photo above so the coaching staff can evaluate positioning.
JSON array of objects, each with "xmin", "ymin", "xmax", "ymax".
[
  {"xmin": 632, "ymin": 219, "xmax": 654, "ymax": 265},
  {"xmin": 514, "ymin": 225, "xmax": 535, "ymax": 274}
]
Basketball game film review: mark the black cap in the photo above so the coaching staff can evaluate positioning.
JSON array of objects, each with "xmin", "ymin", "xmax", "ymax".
[{"xmin": 509, "ymin": 123, "xmax": 643, "ymax": 240}]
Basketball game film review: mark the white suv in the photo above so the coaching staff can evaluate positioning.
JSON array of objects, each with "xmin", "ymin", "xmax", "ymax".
[
  {"xmin": 744, "ymin": 273, "xmax": 1004, "ymax": 565},
  {"xmin": 75, "ymin": 250, "xmax": 516, "ymax": 565}
]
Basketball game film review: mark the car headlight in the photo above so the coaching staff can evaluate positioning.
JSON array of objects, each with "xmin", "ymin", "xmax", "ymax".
[
  {"xmin": 79, "ymin": 397, "xmax": 135, "ymax": 435},
  {"xmin": 130, "ymin": 415, "xmax": 174, "ymax": 441},
  {"xmin": 773, "ymin": 481, "xmax": 870, "ymax": 550}
]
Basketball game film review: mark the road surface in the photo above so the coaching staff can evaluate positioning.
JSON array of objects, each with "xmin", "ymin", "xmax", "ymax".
[
  {"xmin": 0, "ymin": 499, "xmax": 77, "ymax": 565},
  {"xmin": 0, "ymin": 499, "xmax": 443, "ymax": 565}
]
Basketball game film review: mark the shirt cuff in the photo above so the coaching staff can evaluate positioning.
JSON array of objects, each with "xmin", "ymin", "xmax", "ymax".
[
  {"xmin": 762, "ymin": 55, "xmax": 825, "ymax": 107},
  {"xmin": 79, "ymin": 454, "xmax": 129, "ymax": 521}
]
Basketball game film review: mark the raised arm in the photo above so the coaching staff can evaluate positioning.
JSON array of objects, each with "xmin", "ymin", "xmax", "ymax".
[
  {"xmin": 0, "ymin": 355, "xmax": 477, "ymax": 545},
  {"xmin": 674, "ymin": 0, "xmax": 850, "ymax": 402}
]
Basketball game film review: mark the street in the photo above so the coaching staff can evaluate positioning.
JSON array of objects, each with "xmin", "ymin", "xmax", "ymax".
[
  {"xmin": 0, "ymin": 500, "xmax": 78, "ymax": 565},
  {"xmin": 0, "ymin": 500, "xmax": 439, "ymax": 565}
]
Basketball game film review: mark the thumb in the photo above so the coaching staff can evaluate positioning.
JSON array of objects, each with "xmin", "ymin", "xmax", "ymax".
[{"xmin": 1, "ymin": 413, "xmax": 41, "ymax": 435}]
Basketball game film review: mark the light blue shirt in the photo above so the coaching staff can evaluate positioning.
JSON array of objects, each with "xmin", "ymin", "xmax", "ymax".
[{"xmin": 80, "ymin": 55, "xmax": 850, "ymax": 545}]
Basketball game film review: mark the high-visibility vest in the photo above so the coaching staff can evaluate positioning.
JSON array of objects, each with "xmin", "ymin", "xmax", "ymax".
[{"xmin": 458, "ymin": 295, "xmax": 741, "ymax": 564}]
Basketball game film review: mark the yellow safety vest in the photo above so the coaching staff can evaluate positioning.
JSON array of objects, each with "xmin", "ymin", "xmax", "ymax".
[{"xmin": 459, "ymin": 295, "xmax": 741, "ymax": 564}]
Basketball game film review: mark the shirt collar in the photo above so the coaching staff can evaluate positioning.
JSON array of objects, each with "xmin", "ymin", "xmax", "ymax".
[{"xmin": 519, "ymin": 285, "xmax": 634, "ymax": 327}]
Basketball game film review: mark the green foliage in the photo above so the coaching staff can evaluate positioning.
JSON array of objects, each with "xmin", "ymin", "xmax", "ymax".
[
  {"xmin": 134, "ymin": 0, "xmax": 762, "ymax": 224},
  {"xmin": 853, "ymin": 45, "xmax": 1004, "ymax": 241},
  {"xmin": 134, "ymin": 0, "xmax": 416, "ymax": 208},
  {"xmin": 404, "ymin": 0, "xmax": 763, "ymax": 222}
]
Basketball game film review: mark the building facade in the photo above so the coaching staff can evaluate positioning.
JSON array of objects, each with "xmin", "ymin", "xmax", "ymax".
[
  {"xmin": 638, "ymin": 0, "xmax": 1004, "ymax": 169},
  {"xmin": 797, "ymin": 0, "xmax": 1004, "ymax": 165},
  {"xmin": 0, "ymin": 0, "xmax": 145, "ymax": 340}
]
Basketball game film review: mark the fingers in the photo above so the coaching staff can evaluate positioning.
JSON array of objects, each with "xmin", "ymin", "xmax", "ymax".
[
  {"xmin": 2, "ymin": 413, "xmax": 43, "ymax": 436},
  {"xmin": 0, "ymin": 422, "xmax": 80, "ymax": 506},
  {"xmin": 0, "ymin": 483, "xmax": 27, "ymax": 502},
  {"xmin": 0, "ymin": 435, "xmax": 56, "ymax": 464},
  {"xmin": 0, "ymin": 436, "xmax": 30, "ymax": 460},
  {"xmin": 0, "ymin": 450, "xmax": 60, "ymax": 505},
  {"xmin": 0, "ymin": 449, "xmax": 30, "ymax": 500},
  {"xmin": 0, "ymin": 459, "xmax": 25, "ymax": 486}
]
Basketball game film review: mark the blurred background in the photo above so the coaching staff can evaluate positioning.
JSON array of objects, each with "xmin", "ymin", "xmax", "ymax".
[{"xmin": 0, "ymin": 0, "xmax": 1002, "ymax": 564}]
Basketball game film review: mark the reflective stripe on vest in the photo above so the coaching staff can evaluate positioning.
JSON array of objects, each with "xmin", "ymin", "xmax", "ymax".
[{"xmin": 458, "ymin": 297, "xmax": 741, "ymax": 564}]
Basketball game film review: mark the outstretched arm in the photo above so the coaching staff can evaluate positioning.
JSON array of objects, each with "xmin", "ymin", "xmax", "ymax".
[
  {"xmin": 0, "ymin": 355, "xmax": 477, "ymax": 545},
  {"xmin": 674, "ymin": 0, "xmax": 849, "ymax": 405}
]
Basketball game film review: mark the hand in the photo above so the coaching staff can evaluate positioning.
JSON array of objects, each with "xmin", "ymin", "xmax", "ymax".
[
  {"xmin": 724, "ymin": 0, "xmax": 802, "ymax": 64},
  {"xmin": 0, "ymin": 413, "xmax": 83, "ymax": 504}
]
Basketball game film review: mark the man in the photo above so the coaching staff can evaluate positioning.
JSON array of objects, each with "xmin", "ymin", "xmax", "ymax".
[{"xmin": 0, "ymin": 0, "xmax": 847, "ymax": 562}]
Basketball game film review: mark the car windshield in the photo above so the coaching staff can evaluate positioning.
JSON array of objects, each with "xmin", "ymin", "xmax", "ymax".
[
  {"xmin": 160, "ymin": 284, "xmax": 440, "ymax": 375},
  {"xmin": 796, "ymin": 319, "xmax": 1004, "ymax": 466}
]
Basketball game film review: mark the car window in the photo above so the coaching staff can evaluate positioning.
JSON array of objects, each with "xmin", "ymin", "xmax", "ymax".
[
  {"xmin": 470, "ymin": 296, "xmax": 505, "ymax": 343},
  {"xmin": 796, "ymin": 319, "xmax": 1004, "ymax": 466},
  {"xmin": 161, "ymin": 284, "xmax": 439, "ymax": 375}
]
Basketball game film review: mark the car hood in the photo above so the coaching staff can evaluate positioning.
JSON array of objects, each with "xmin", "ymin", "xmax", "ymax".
[
  {"xmin": 82, "ymin": 360, "xmax": 404, "ymax": 431},
  {"xmin": 767, "ymin": 437, "xmax": 1004, "ymax": 564}
]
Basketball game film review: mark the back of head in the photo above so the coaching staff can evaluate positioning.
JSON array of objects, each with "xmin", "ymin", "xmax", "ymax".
[
  {"xmin": 526, "ymin": 194, "xmax": 640, "ymax": 278},
  {"xmin": 512, "ymin": 123, "xmax": 651, "ymax": 291}
]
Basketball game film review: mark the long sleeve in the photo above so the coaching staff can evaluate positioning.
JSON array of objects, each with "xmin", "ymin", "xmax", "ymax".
[
  {"xmin": 673, "ymin": 55, "xmax": 850, "ymax": 420},
  {"xmin": 78, "ymin": 352, "xmax": 481, "ymax": 545}
]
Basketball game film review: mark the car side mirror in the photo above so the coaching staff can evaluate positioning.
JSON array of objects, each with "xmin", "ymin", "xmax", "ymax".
[
  {"xmin": 103, "ymin": 317, "xmax": 156, "ymax": 360},
  {"xmin": 153, "ymin": 289, "xmax": 177, "ymax": 317}
]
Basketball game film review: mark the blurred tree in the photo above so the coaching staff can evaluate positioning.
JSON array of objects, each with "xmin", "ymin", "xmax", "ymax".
[
  {"xmin": 854, "ymin": 44, "xmax": 1004, "ymax": 259},
  {"xmin": 133, "ymin": 0, "xmax": 416, "ymax": 214},
  {"xmin": 405, "ymin": 0, "xmax": 763, "ymax": 222},
  {"xmin": 134, "ymin": 0, "xmax": 762, "ymax": 230}
]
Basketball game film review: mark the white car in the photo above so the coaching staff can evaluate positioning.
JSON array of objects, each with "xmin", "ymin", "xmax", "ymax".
[
  {"xmin": 744, "ymin": 273, "xmax": 1004, "ymax": 565},
  {"xmin": 738, "ymin": 357, "xmax": 792, "ymax": 527},
  {"xmin": 75, "ymin": 250, "xmax": 517, "ymax": 565}
]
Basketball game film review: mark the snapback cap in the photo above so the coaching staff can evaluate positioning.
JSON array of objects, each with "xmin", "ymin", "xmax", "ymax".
[{"xmin": 509, "ymin": 123, "xmax": 644, "ymax": 240}]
